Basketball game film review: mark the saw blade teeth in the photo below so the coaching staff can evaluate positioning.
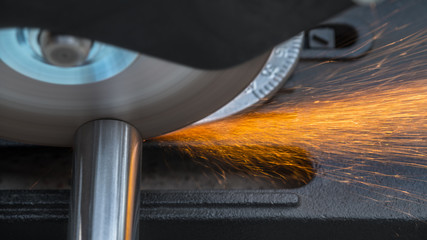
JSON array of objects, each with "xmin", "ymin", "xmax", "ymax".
[{"xmin": 196, "ymin": 33, "xmax": 303, "ymax": 125}]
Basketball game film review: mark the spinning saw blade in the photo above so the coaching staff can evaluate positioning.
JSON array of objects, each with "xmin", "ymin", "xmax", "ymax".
[
  {"xmin": 0, "ymin": 0, "xmax": 372, "ymax": 145},
  {"xmin": 0, "ymin": 28, "xmax": 302, "ymax": 146}
]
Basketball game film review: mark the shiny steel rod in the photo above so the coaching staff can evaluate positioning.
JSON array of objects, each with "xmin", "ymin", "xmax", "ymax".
[{"xmin": 70, "ymin": 120, "xmax": 142, "ymax": 240}]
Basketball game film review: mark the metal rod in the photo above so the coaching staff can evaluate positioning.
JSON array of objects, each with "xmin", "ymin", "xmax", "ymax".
[{"xmin": 70, "ymin": 120, "xmax": 142, "ymax": 240}]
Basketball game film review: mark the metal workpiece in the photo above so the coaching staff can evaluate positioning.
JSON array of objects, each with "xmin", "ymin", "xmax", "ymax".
[{"xmin": 71, "ymin": 120, "xmax": 142, "ymax": 240}]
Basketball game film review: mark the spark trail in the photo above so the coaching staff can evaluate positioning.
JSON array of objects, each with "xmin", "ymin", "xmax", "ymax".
[{"xmin": 155, "ymin": 8, "xmax": 427, "ymax": 206}]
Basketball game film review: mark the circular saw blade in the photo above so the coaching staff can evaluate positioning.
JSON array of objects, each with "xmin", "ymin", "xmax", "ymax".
[{"xmin": 0, "ymin": 30, "xmax": 269, "ymax": 146}]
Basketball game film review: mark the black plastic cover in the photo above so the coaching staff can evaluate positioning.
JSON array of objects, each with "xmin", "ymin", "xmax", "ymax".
[{"xmin": 0, "ymin": 0, "xmax": 353, "ymax": 69}]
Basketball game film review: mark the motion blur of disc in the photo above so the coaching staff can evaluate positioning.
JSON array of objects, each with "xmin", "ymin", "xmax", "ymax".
[{"xmin": 0, "ymin": 28, "xmax": 269, "ymax": 146}]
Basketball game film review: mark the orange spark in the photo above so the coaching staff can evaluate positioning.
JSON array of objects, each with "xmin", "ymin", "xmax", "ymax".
[{"xmin": 154, "ymin": 26, "xmax": 427, "ymax": 203}]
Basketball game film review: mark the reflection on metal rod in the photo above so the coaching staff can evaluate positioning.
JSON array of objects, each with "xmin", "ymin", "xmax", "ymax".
[{"xmin": 70, "ymin": 120, "xmax": 142, "ymax": 240}]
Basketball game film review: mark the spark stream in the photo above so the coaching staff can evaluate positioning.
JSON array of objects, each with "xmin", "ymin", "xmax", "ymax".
[{"xmin": 155, "ymin": 20, "xmax": 426, "ymax": 204}]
